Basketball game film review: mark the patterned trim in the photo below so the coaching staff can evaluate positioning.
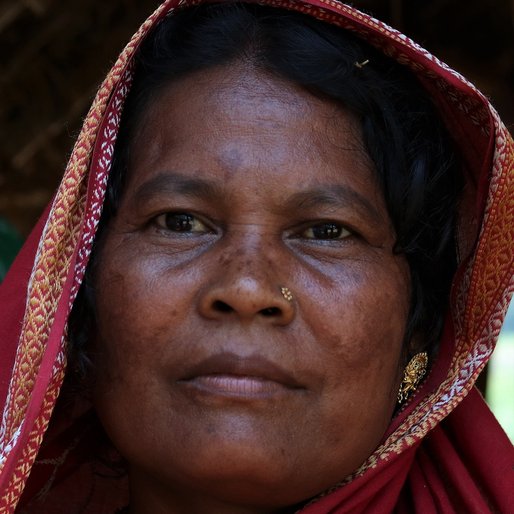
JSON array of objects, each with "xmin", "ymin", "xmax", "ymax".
[
  {"xmin": 69, "ymin": 65, "xmax": 134, "ymax": 310},
  {"xmin": 0, "ymin": 2, "xmax": 172, "ymax": 510}
]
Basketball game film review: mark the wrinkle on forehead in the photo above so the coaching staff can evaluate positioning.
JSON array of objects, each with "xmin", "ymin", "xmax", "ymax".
[
  {"xmin": 137, "ymin": 61, "xmax": 366, "ymax": 148},
  {"xmin": 127, "ymin": 61, "xmax": 377, "ymax": 202}
]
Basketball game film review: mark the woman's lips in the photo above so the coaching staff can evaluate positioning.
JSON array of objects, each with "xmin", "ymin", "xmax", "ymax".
[
  {"xmin": 177, "ymin": 352, "xmax": 304, "ymax": 399},
  {"xmin": 183, "ymin": 374, "xmax": 292, "ymax": 397}
]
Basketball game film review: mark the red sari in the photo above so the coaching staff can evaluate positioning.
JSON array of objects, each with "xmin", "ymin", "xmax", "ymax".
[{"xmin": 1, "ymin": 1, "xmax": 513, "ymax": 512}]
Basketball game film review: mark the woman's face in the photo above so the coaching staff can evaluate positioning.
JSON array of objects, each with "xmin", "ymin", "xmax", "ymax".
[{"xmin": 93, "ymin": 64, "xmax": 411, "ymax": 512}]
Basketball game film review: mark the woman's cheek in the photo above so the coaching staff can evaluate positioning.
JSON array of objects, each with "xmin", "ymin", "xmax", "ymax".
[{"xmin": 304, "ymin": 259, "xmax": 409, "ymax": 364}]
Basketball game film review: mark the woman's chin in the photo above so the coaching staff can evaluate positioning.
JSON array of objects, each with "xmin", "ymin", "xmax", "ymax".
[{"xmin": 128, "ymin": 456, "xmax": 328, "ymax": 513}]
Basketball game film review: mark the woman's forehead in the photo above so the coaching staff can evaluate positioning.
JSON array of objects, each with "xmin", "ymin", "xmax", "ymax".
[
  {"xmin": 140, "ymin": 63, "xmax": 359, "ymax": 134},
  {"xmin": 127, "ymin": 63, "xmax": 373, "ymax": 191}
]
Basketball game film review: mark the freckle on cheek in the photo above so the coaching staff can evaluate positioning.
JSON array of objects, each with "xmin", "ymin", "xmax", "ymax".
[
  {"xmin": 329, "ymin": 335, "xmax": 343, "ymax": 347},
  {"xmin": 218, "ymin": 254, "xmax": 231, "ymax": 266}
]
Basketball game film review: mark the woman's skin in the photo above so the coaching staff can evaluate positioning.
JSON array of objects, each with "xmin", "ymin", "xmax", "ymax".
[{"xmin": 92, "ymin": 63, "xmax": 412, "ymax": 514}]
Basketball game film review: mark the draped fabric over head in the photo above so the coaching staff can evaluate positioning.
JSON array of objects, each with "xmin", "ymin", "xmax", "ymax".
[{"xmin": 1, "ymin": 0, "xmax": 513, "ymax": 512}]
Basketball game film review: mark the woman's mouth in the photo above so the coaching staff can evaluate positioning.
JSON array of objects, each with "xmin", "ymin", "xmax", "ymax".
[
  {"xmin": 177, "ymin": 352, "xmax": 304, "ymax": 400},
  {"xmin": 182, "ymin": 374, "xmax": 293, "ymax": 397}
]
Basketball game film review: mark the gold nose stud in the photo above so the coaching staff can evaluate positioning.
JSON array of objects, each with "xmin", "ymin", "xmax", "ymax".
[{"xmin": 280, "ymin": 286, "xmax": 293, "ymax": 302}]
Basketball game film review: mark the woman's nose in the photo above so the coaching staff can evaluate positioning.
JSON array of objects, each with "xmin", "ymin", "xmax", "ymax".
[{"xmin": 198, "ymin": 274, "xmax": 295, "ymax": 326}]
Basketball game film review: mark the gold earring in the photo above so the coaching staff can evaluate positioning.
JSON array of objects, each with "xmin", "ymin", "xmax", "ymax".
[
  {"xmin": 397, "ymin": 352, "xmax": 428, "ymax": 404},
  {"xmin": 280, "ymin": 287, "xmax": 293, "ymax": 302}
]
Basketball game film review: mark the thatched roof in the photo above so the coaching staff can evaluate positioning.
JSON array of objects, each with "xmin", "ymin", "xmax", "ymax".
[
  {"xmin": 1, "ymin": 0, "xmax": 513, "ymax": 236},
  {"xmin": 0, "ymin": 0, "xmax": 160, "ymax": 234}
]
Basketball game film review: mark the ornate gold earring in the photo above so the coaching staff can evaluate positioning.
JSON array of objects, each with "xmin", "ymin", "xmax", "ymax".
[
  {"xmin": 280, "ymin": 287, "xmax": 293, "ymax": 302},
  {"xmin": 397, "ymin": 352, "xmax": 428, "ymax": 404}
]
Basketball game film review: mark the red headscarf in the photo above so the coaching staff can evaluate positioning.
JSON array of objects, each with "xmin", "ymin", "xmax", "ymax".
[{"xmin": 1, "ymin": 1, "xmax": 513, "ymax": 512}]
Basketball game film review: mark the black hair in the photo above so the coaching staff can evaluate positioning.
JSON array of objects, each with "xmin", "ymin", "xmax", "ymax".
[{"xmin": 68, "ymin": 2, "xmax": 462, "ymax": 380}]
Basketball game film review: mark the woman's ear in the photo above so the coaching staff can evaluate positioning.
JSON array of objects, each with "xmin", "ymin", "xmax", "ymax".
[
  {"xmin": 400, "ymin": 331, "xmax": 427, "ymax": 370},
  {"xmin": 407, "ymin": 332, "xmax": 427, "ymax": 356}
]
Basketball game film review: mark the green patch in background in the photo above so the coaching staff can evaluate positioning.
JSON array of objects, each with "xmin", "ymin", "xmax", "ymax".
[
  {"xmin": 0, "ymin": 218, "xmax": 23, "ymax": 282},
  {"xmin": 487, "ymin": 305, "xmax": 514, "ymax": 442}
]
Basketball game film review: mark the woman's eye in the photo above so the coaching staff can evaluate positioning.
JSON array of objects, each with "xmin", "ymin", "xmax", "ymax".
[
  {"xmin": 154, "ymin": 213, "xmax": 208, "ymax": 233},
  {"xmin": 302, "ymin": 222, "xmax": 351, "ymax": 240}
]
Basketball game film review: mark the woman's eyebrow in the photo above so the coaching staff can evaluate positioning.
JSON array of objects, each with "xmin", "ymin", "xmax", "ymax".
[
  {"xmin": 132, "ymin": 172, "xmax": 224, "ymax": 205},
  {"xmin": 286, "ymin": 185, "xmax": 383, "ymax": 223}
]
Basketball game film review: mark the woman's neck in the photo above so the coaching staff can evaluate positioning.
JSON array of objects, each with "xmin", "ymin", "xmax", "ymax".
[{"xmin": 127, "ymin": 471, "xmax": 301, "ymax": 514}]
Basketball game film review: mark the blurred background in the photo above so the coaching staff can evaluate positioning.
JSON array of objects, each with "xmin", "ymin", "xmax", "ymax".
[{"xmin": 0, "ymin": 0, "xmax": 513, "ymax": 438}]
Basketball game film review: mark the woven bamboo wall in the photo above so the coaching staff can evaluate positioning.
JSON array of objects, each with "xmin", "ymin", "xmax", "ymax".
[{"xmin": 1, "ymin": 0, "xmax": 513, "ymax": 236}]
